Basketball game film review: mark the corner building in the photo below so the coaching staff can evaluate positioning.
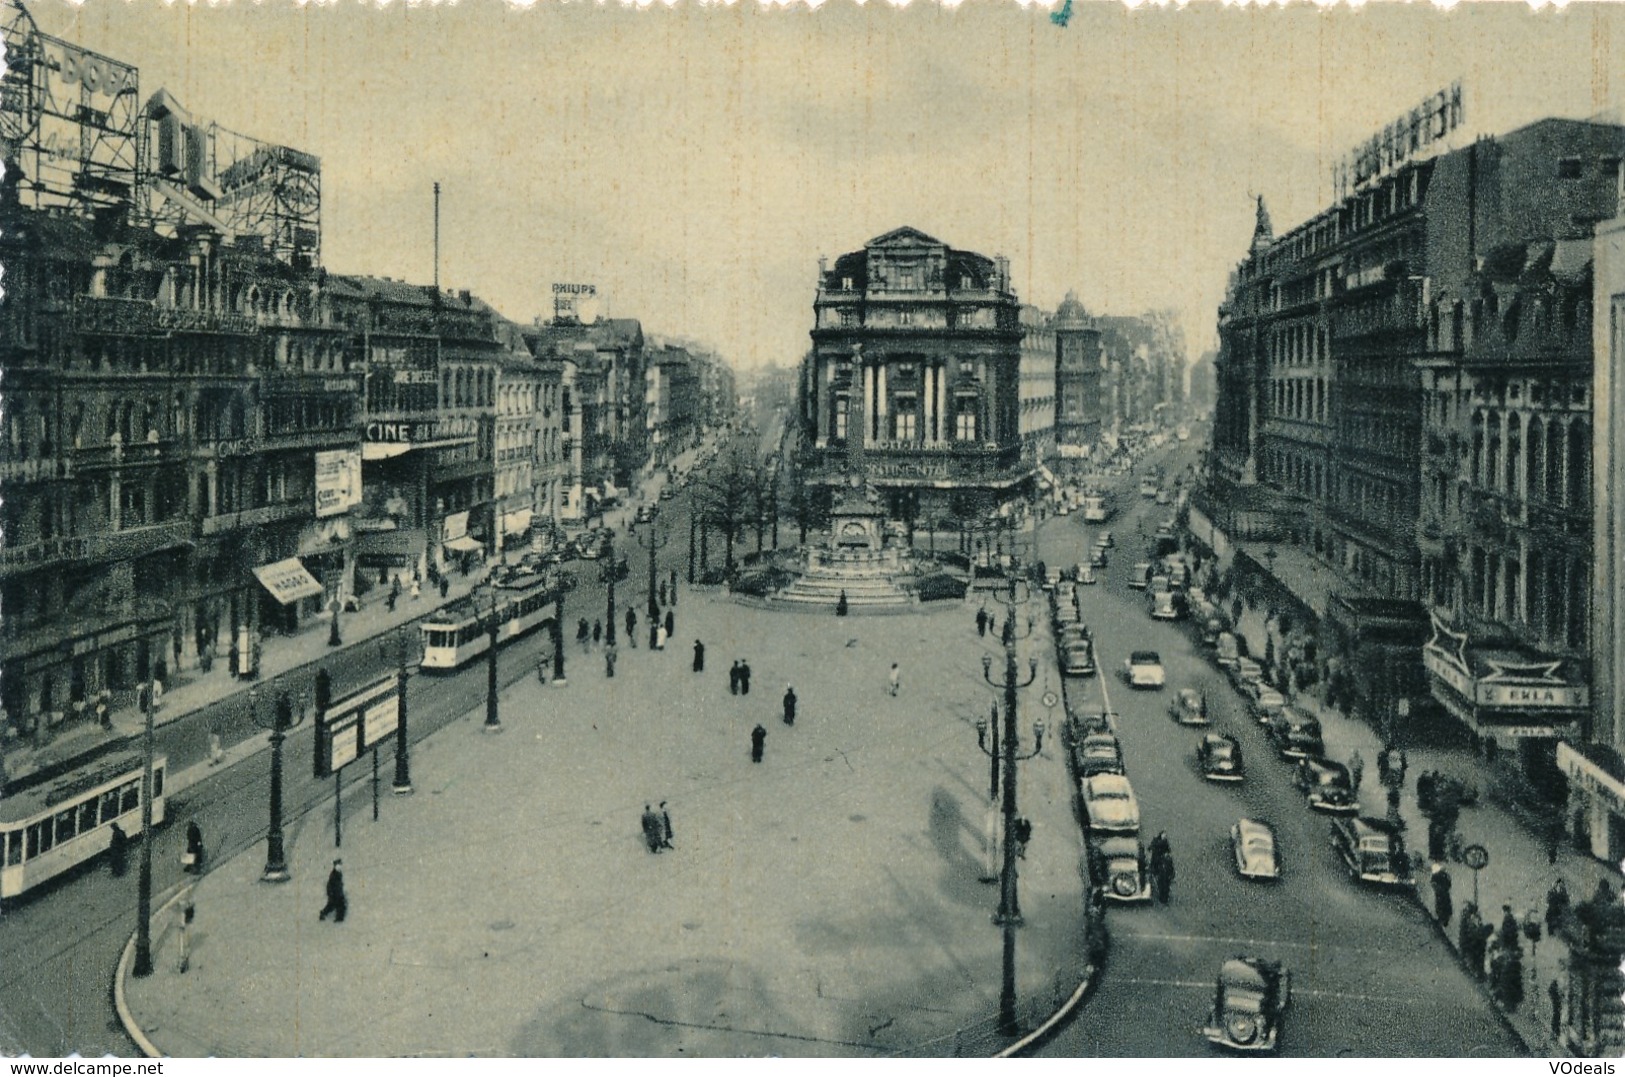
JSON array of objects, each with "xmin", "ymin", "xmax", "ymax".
[{"xmin": 799, "ymin": 227, "xmax": 1029, "ymax": 522}]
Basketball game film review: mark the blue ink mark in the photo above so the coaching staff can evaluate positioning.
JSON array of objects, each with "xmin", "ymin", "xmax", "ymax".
[{"xmin": 1050, "ymin": 0, "xmax": 1072, "ymax": 27}]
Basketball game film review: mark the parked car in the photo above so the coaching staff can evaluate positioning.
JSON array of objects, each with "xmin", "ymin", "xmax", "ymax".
[
  {"xmin": 1197, "ymin": 733, "xmax": 1245, "ymax": 782},
  {"xmin": 1053, "ymin": 600, "xmax": 1080, "ymax": 626},
  {"xmin": 1246, "ymin": 683, "xmax": 1287, "ymax": 723},
  {"xmin": 1215, "ymin": 631, "xmax": 1241, "ymax": 669},
  {"xmin": 1088, "ymin": 835, "xmax": 1152, "ymax": 903},
  {"xmin": 1090, "ymin": 547, "xmax": 1109, "ymax": 569},
  {"xmin": 1122, "ymin": 650, "xmax": 1166, "ymax": 689},
  {"xmin": 1129, "ymin": 562, "xmax": 1153, "ymax": 590},
  {"xmin": 1099, "ymin": 530, "xmax": 1115, "ymax": 548},
  {"xmin": 1150, "ymin": 589, "xmax": 1182, "ymax": 621},
  {"xmin": 1230, "ymin": 818, "xmax": 1282, "ymax": 880},
  {"xmin": 634, "ymin": 504, "xmax": 657, "ymax": 523},
  {"xmin": 1293, "ymin": 757, "xmax": 1358, "ymax": 814},
  {"xmin": 1072, "ymin": 733, "xmax": 1125, "ymax": 779},
  {"xmin": 659, "ymin": 486, "xmax": 675, "ymax": 500},
  {"xmin": 1203, "ymin": 957, "xmax": 1291, "ymax": 1053},
  {"xmin": 1081, "ymin": 773, "xmax": 1141, "ymax": 834},
  {"xmin": 1065, "ymin": 710, "xmax": 1119, "ymax": 742},
  {"xmin": 1042, "ymin": 566, "xmax": 1063, "ymax": 591},
  {"xmin": 1269, "ymin": 709, "xmax": 1325, "ymax": 760},
  {"xmin": 1170, "ymin": 687, "xmax": 1210, "ymax": 726},
  {"xmin": 1331, "ymin": 815, "xmax": 1413, "ymax": 887},
  {"xmin": 1062, "ymin": 638, "xmax": 1097, "ymax": 677},
  {"xmin": 1200, "ymin": 617, "xmax": 1224, "ymax": 649},
  {"xmin": 1228, "ymin": 657, "xmax": 1264, "ymax": 692},
  {"xmin": 1075, "ymin": 563, "xmax": 1097, "ymax": 585}
]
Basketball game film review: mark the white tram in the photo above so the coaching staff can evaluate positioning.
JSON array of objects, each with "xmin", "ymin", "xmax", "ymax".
[
  {"xmin": 1, "ymin": 751, "xmax": 168, "ymax": 901},
  {"xmin": 419, "ymin": 568, "xmax": 563, "ymax": 671}
]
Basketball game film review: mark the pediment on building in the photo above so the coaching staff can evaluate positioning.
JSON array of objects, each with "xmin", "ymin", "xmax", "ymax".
[{"xmin": 867, "ymin": 226, "xmax": 943, "ymax": 250}]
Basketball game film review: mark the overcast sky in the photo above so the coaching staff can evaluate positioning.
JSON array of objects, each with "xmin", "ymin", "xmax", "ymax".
[{"xmin": 25, "ymin": 1, "xmax": 1625, "ymax": 370}]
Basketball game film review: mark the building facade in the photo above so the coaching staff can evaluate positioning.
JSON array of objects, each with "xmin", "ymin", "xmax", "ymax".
[
  {"xmin": 798, "ymin": 227, "xmax": 1028, "ymax": 522},
  {"xmin": 1053, "ymin": 291, "xmax": 1105, "ymax": 461},
  {"xmin": 1017, "ymin": 305, "xmax": 1057, "ymax": 469}
]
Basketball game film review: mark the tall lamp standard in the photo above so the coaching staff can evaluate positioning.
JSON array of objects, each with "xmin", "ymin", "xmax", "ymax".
[
  {"xmin": 393, "ymin": 627, "xmax": 415, "ymax": 794},
  {"xmin": 602, "ymin": 535, "xmax": 619, "ymax": 646},
  {"xmin": 253, "ymin": 684, "xmax": 305, "ymax": 880},
  {"xmin": 980, "ymin": 573, "xmax": 1042, "ymax": 1038},
  {"xmin": 636, "ymin": 523, "xmax": 670, "ymax": 622},
  {"xmin": 482, "ymin": 578, "xmax": 502, "ymax": 733},
  {"xmin": 131, "ymin": 679, "xmax": 157, "ymax": 977},
  {"xmin": 550, "ymin": 578, "xmax": 568, "ymax": 685}
]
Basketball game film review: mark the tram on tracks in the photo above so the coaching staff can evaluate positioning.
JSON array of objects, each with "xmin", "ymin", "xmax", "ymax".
[
  {"xmin": 419, "ymin": 566, "xmax": 565, "ymax": 671},
  {"xmin": 1, "ymin": 750, "xmax": 168, "ymax": 901}
]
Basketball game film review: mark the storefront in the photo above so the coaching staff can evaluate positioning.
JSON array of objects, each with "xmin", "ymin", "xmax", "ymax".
[
  {"xmin": 1556, "ymin": 742, "xmax": 1625, "ymax": 864},
  {"xmin": 1423, "ymin": 612, "xmax": 1588, "ymax": 793}
]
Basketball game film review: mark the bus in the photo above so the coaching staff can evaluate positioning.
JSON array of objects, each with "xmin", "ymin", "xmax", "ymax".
[
  {"xmin": 2, "ymin": 751, "xmax": 168, "ymax": 901},
  {"xmin": 1082, "ymin": 491, "xmax": 1113, "ymax": 523},
  {"xmin": 420, "ymin": 566, "xmax": 565, "ymax": 671}
]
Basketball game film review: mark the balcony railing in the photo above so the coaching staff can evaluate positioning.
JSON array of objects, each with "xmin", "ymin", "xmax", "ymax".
[
  {"xmin": 0, "ymin": 519, "xmax": 194, "ymax": 577},
  {"xmin": 199, "ymin": 502, "xmax": 308, "ymax": 536}
]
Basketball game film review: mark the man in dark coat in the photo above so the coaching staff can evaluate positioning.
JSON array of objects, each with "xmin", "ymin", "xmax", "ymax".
[
  {"xmin": 605, "ymin": 646, "xmax": 618, "ymax": 678},
  {"xmin": 659, "ymin": 801, "xmax": 674, "ymax": 850},
  {"xmin": 1498, "ymin": 904, "xmax": 1522, "ymax": 952},
  {"xmin": 693, "ymin": 640, "xmax": 706, "ymax": 673},
  {"xmin": 836, "ymin": 590, "xmax": 849, "ymax": 616},
  {"xmin": 1431, "ymin": 866, "xmax": 1454, "ymax": 928},
  {"xmin": 750, "ymin": 723, "xmax": 767, "ymax": 762},
  {"xmin": 184, "ymin": 821, "xmax": 204, "ymax": 875},
  {"xmin": 318, "ymin": 859, "xmax": 347, "ymax": 922},
  {"xmin": 1550, "ymin": 978, "xmax": 1564, "ymax": 1039},
  {"xmin": 1148, "ymin": 832, "xmax": 1174, "ymax": 904},
  {"xmin": 626, "ymin": 608, "xmax": 638, "ymax": 647},
  {"xmin": 665, "ymin": 609, "xmax": 675, "ymax": 639},
  {"xmin": 641, "ymin": 804, "xmax": 663, "ymax": 853},
  {"xmin": 593, "ymin": 620, "xmax": 603, "ymax": 644},
  {"xmin": 740, "ymin": 661, "xmax": 752, "ymax": 695},
  {"xmin": 729, "ymin": 660, "xmax": 740, "ymax": 694},
  {"xmin": 976, "ymin": 607, "xmax": 988, "ymax": 637},
  {"xmin": 1546, "ymin": 878, "xmax": 1571, "ymax": 936},
  {"xmin": 108, "ymin": 823, "xmax": 128, "ymax": 877},
  {"xmin": 783, "ymin": 686, "xmax": 797, "ymax": 726}
]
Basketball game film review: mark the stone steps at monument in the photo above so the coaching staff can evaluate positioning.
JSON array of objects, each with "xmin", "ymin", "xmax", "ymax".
[
  {"xmin": 773, "ymin": 587, "xmax": 911, "ymax": 607},
  {"xmin": 784, "ymin": 576, "xmax": 907, "ymax": 598}
]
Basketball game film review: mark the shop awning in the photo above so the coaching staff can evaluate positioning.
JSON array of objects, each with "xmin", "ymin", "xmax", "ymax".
[
  {"xmin": 252, "ymin": 558, "xmax": 325, "ymax": 605},
  {"xmin": 502, "ymin": 509, "xmax": 534, "ymax": 534},
  {"xmin": 444, "ymin": 536, "xmax": 484, "ymax": 553},
  {"xmin": 362, "ymin": 437, "xmax": 476, "ymax": 462}
]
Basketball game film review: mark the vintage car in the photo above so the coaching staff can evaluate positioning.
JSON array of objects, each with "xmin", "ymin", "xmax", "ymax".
[
  {"xmin": 1215, "ymin": 631, "xmax": 1241, "ymax": 669},
  {"xmin": 1228, "ymin": 656, "xmax": 1264, "ymax": 692},
  {"xmin": 1122, "ymin": 650, "xmax": 1166, "ymax": 689},
  {"xmin": 1064, "ymin": 710, "xmax": 1119, "ymax": 743},
  {"xmin": 1081, "ymin": 773, "xmax": 1141, "ymax": 834},
  {"xmin": 1062, "ymin": 638, "xmax": 1097, "ymax": 677},
  {"xmin": 1089, "ymin": 546, "xmax": 1109, "ymax": 569},
  {"xmin": 1269, "ymin": 709, "xmax": 1325, "ymax": 760},
  {"xmin": 1042, "ymin": 567, "xmax": 1064, "ymax": 591},
  {"xmin": 1053, "ymin": 599, "xmax": 1080, "ymax": 626},
  {"xmin": 1170, "ymin": 688, "xmax": 1210, "ymax": 726},
  {"xmin": 1088, "ymin": 835, "xmax": 1152, "ymax": 903},
  {"xmin": 1197, "ymin": 733, "xmax": 1245, "ymax": 782},
  {"xmin": 1128, "ymin": 562, "xmax": 1153, "ymax": 590},
  {"xmin": 1293, "ymin": 757, "xmax": 1358, "ymax": 814},
  {"xmin": 1075, "ymin": 563, "xmax": 1097, "ymax": 585},
  {"xmin": 1246, "ymin": 683, "xmax": 1288, "ymax": 723},
  {"xmin": 1099, "ymin": 530, "xmax": 1115, "ymax": 548},
  {"xmin": 1056, "ymin": 623, "xmax": 1092, "ymax": 647},
  {"xmin": 1231, "ymin": 818, "xmax": 1282, "ymax": 880},
  {"xmin": 1203, "ymin": 957, "xmax": 1291, "ymax": 1052},
  {"xmin": 1331, "ymin": 816, "xmax": 1413, "ymax": 887},
  {"xmin": 1150, "ymin": 588, "xmax": 1182, "ymax": 621},
  {"xmin": 1200, "ymin": 617, "xmax": 1225, "ymax": 649},
  {"xmin": 1072, "ymin": 733, "xmax": 1126, "ymax": 779}
]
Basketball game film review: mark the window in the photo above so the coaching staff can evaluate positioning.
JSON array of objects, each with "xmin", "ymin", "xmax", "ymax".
[
  {"xmin": 956, "ymin": 411, "xmax": 977, "ymax": 441},
  {"xmin": 1557, "ymin": 157, "xmax": 1583, "ymax": 179},
  {"xmin": 120, "ymin": 781, "xmax": 139, "ymax": 814},
  {"xmin": 55, "ymin": 808, "xmax": 76, "ymax": 844},
  {"xmin": 894, "ymin": 412, "xmax": 917, "ymax": 441},
  {"xmin": 899, "ymin": 310, "xmax": 914, "ymax": 326},
  {"xmin": 840, "ymin": 309, "xmax": 857, "ymax": 328}
]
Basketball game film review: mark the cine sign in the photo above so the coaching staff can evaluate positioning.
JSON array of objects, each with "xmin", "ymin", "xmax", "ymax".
[{"xmin": 315, "ymin": 674, "xmax": 399, "ymax": 777}]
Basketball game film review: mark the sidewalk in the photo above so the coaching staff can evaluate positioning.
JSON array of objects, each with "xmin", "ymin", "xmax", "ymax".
[
  {"xmin": 122, "ymin": 589, "xmax": 1092, "ymax": 1057},
  {"xmin": 1227, "ymin": 597, "xmax": 1622, "ymax": 1056}
]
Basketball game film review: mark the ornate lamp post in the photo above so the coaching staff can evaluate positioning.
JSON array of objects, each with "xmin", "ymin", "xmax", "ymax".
[
  {"xmin": 252, "ymin": 684, "xmax": 306, "ymax": 880},
  {"xmin": 637, "ymin": 523, "xmax": 670, "ymax": 622},
  {"xmin": 602, "ymin": 535, "xmax": 619, "ymax": 646},
  {"xmin": 979, "ymin": 572, "xmax": 1042, "ymax": 1038},
  {"xmin": 482, "ymin": 581, "xmax": 502, "ymax": 733},
  {"xmin": 131, "ymin": 680, "xmax": 157, "ymax": 977},
  {"xmin": 393, "ymin": 628, "xmax": 414, "ymax": 794}
]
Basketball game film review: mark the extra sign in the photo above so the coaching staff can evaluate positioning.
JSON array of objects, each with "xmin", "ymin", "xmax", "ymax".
[{"xmin": 314, "ymin": 674, "xmax": 399, "ymax": 778}]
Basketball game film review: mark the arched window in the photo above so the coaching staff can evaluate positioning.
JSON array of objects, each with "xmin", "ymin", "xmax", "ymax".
[
  {"xmin": 1470, "ymin": 412, "xmax": 1484, "ymax": 485},
  {"xmin": 1567, "ymin": 421, "xmax": 1589, "ymax": 511},
  {"xmin": 1526, "ymin": 419, "xmax": 1545, "ymax": 501},
  {"xmin": 1505, "ymin": 414, "xmax": 1521, "ymax": 497},
  {"xmin": 1486, "ymin": 412, "xmax": 1501, "ymax": 491},
  {"xmin": 1547, "ymin": 420, "xmax": 1566, "ymax": 505}
]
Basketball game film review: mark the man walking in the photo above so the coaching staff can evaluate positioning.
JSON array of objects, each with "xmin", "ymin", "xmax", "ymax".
[
  {"xmin": 750, "ymin": 723, "xmax": 767, "ymax": 763},
  {"xmin": 1149, "ymin": 832, "xmax": 1175, "ymax": 904},
  {"xmin": 976, "ymin": 607, "xmax": 988, "ymax": 637},
  {"xmin": 626, "ymin": 608, "xmax": 638, "ymax": 647},
  {"xmin": 783, "ymin": 685, "xmax": 797, "ymax": 726},
  {"xmin": 659, "ymin": 801, "xmax": 675, "ymax": 851},
  {"xmin": 641, "ymin": 804, "xmax": 664, "ymax": 853},
  {"xmin": 665, "ymin": 609, "xmax": 675, "ymax": 640},
  {"xmin": 318, "ymin": 859, "xmax": 347, "ymax": 923},
  {"xmin": 1431, "ymin": 865, "xmax": 1454, "ymax": 928},
  {"xmin": 1549, "ymin": 979, "xmax": 1564, "ymax": 1039},
  {"xmin": 692, "ymin": 639, "xmax": 706, "ymax": 673},
  {"xmin": 593, "ymin": 619, "xmax": 603, "ymax": 645},
  {"xmin": 729, "ymin": 660, "xmax": 741, "ymax": 695},
  {"xmin": 740, "ymin": 660, "xmax": 752, "ymax": 695},
  {"xmin": 605, "ymin": 645, "xmax": 618, "ymax": 678},
  {"xmin": 108, "ymin": 822, "xmax": 128, "ymax": 878},
  {"xmin": 888, "ymin": 662, "xmax": 901, "ymax": 697}
]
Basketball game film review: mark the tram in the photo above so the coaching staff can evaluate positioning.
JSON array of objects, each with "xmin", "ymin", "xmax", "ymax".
[
  {"xmin": 419, "ymin": 567, "xmax": 564, "ymax": 671},
  {"xmin": 1, "ymin": 751, "xmax": 168, "ymax": 901}
]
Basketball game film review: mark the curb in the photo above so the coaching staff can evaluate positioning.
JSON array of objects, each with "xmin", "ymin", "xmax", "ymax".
[
  {"xmin": 114, "ymin": 884, "xmax": 191, "ymax": 1059},
  {"xmin": 995, "ymin": 962, "xmax": 1100, "ymax": 1058},
  {"xmin": 1409, "ymin": 886, "xmax": 1542, "ymax": 1058}
]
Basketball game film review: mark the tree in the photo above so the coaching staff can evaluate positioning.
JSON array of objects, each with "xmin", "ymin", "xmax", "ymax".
[{"xmin": 694, "ymin": 448, "xmax": 759, "ymax": 575}]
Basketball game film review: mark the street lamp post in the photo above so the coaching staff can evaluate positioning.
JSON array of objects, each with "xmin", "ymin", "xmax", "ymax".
[
  {"xmin": 637, "ymin": 524, "xmax": 670, "ymax": 622},
  {"xmin": 980, "ymin": 574, "xmax": 1042, "ymax": 1038},
  {"xmin": 131, "ymin": 680, "xmax": 157, "ymax": 977},
  {"xmin": 603, "ymin": 536, "xmax": 619, "ymax": 646},
  {"xmin": 688, "ymin": 506, "xmax": 697, "ymax": 585},
  {"xmin": 393, "ymin": 628, "xmax": 414, "ymax": 794},
  {"xmin": 254, "ymin": 685, "xmax": 304, "ymax": 880},
  {"xmin": 483, "ymin": 582, "xmax": 502, "ymax": 733},
  {"xmin": 551, "ymin": 584, "xmax": 568, "ymax": 685}
]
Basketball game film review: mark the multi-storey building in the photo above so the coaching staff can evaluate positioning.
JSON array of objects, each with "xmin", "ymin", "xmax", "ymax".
[
  {"xmin": 1017, "ymin": 305, "xmax": 1057, "ymax": 470},
  {"xmin": 1210, "ymin": 116, "xmax": 1623, "ymax": 800},
  {"xmin": 645, "ymin": 343, "xmax": 702, "ymax": 467},
  {"xmin": 1053, "ymin": 291, "xmax": 1105, "ymax": 460},
  {"xmin": 798, "ymin": 227, "xmax": 1028, "ymax": 522},
  {"xmin": 0, "ymin": 203, "xmax": 362, "ymax": 741},
  {"xmin": 494, "ymin": 347, "xmax": 542, "ymax": 554}
]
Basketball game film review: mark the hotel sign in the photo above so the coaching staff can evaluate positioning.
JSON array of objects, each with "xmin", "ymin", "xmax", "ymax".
[{"xmin": 1333, "ymin": 81, "xmax": 1465, "ymax": 200}]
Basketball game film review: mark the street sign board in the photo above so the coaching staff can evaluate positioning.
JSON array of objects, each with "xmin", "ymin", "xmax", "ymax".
[
  {"xmin": 1461, "ymin": 844, "xmax": 1489, "ymax": 871},
  {"xmin": 315, "ymin": 674, "xmax": 398, "ymax": 778}
]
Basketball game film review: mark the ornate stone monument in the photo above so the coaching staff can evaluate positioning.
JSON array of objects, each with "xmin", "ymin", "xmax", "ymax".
[{"xmin": 829, "ymin": 344, "xmax": 885, "ymax": 552}]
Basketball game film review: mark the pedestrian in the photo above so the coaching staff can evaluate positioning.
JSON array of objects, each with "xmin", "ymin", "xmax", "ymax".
[
  {"xmin": 740, "ymin": 660, "xmax": 752, "ymax": 695},
  {"xmin": 174, "ymin": 886, "xmax": 195, "ymax": 974},
  {"xmin": 1460, "ymin": 902, "xmax": 1487, "ymax": 978},
  {"xmin": 730, "ymin": 660, "xmax": 741, "ymax": 695},
  {"xmin": 1549, "ymin": 978, "xmax": 1564, "ymax": 1039},
  {"xmin": 887, "ymin": 662, "xmax": 901, "ymax": 697},
  {"xmin": 641, "ymin": 804, "xmax": 663, "ymax": 853},
  {"xmin": 184, "ymin": 820, "xmax": 204, "ymax": 875},
  {"xmin": 976, "ymin": 607, "xmax": 989, "ymax": 637},
  {"xmin": 593, "ymin": 619, "xmax": 603, "ymax": 645},
  {"xmin": 1149, "ymin": 831, "xmax": 1175, "ymax": 904},
  {"xmin": 411, "ymin": 577, "xmax": 421, "ymax": 600},
  {"xmin": 108, "ymin": 822, "xmax": 128, "ymax": 877},
  {"xmin": 664, "ymin": 609, "xmax": 675, "ymax": 639},
  {"xmin": 1431, "ymin": 865, "xmax": 1454, "ymax": 928},
  {"xmin": 626, "ymin": 608, "xmax": 637, "ymax": 647},
  {"xmin": 208, "ymin": 730, "xmax": 224, "ymax": 767},
  {"xmin": 1012, "ymin": 815, "xmax": 1033, "ymax": 859},
  {"xmin": 659, "ymin": 801, "xmax": 674, "ymax": 850},
  {"xmin": 318, "ymin": 859, "xmax": 347, "ymax": 923},
  {"xmin": 1546, "ymin": 878, "xmax": 1571, "ymax": 936},
  {"xmin": 605, "ymin": 646, "xmax": 618, "ymax": 678},
  {"xmin": 693, "ymin": 639, "xmax": 705, "ymax": 673},
  {"xmin": 386, "ymin": 587, "xmax": 398, "ymax": 613},
  {"xmin": 1346, "ymin": 748, "xmax": 1365, "ymax": 794},
  {"xmin": 650, "ymin": 621, "xmax": 660, "ymax": 650},
  {"xmin": 836, "ymin": 590, "xmax": 849, "ymax": 616},
  {"xmin": 783, "ymin": 685, "xmax": 797, "ymax": 726},
  {"xmin": 439, "ymin": 576, "xmax": 449, "ymax": 599},
  {"xmin": 655, "ymin": 623, "xmax": 667, "ymax": 651},
  {"xmin": 750, "ymin": 723, "xmax": 767, "ymax": 762},
  {"xmin": 1498, "ymin": 903, "xmax": 1522, "ymax": 951},
  {"xmin": 577, "ymin": 618, "xmax": 590, "ymax": 652}
]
